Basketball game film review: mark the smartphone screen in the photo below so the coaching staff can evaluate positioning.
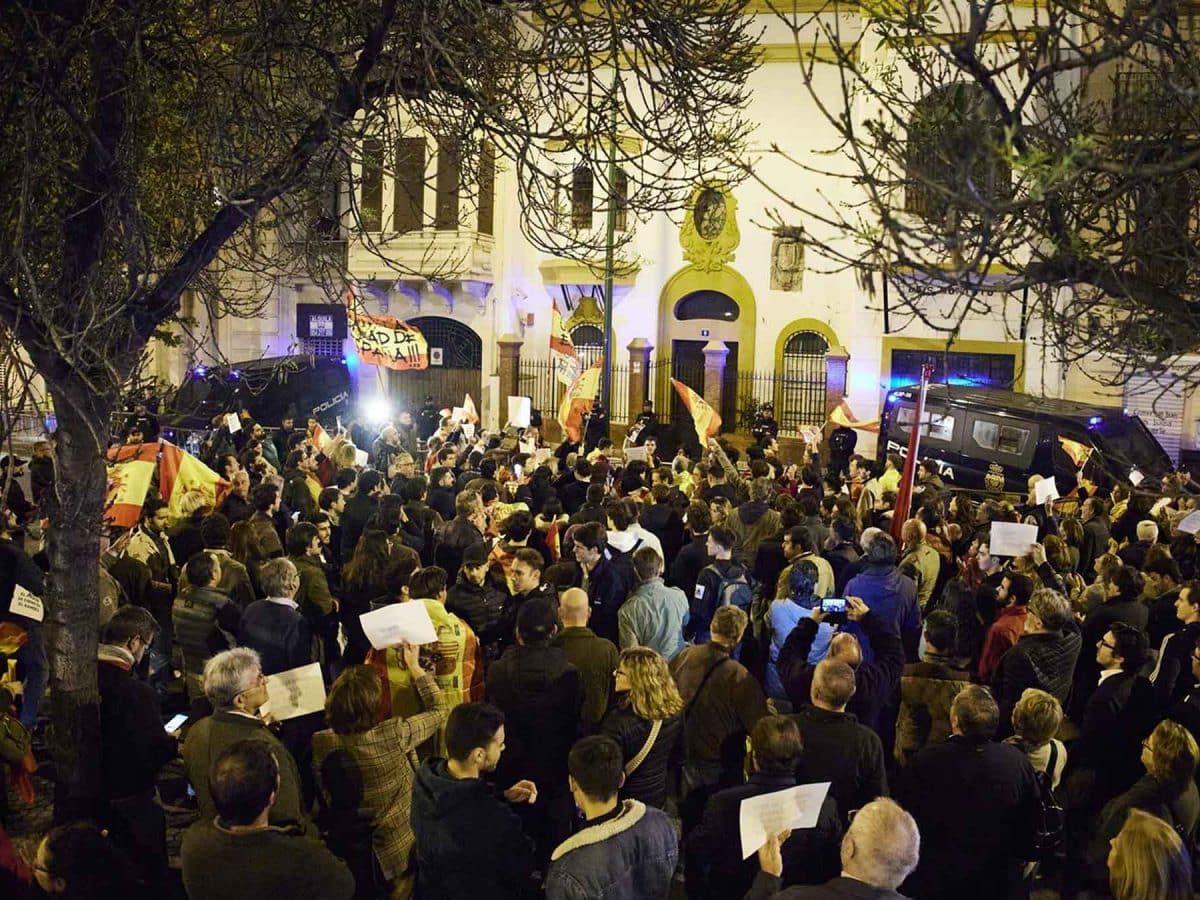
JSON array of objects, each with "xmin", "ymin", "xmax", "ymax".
[
  {"xmin": 820, "ymin": 598, "xmax": 847, "ymax": 614},
  {"xmin": 164, "ymin": 713, "xmax": 188, "ymax": 733},
  {"xmin": 513, "ymin": 464, "xmax": 523, "ymax": 478}
]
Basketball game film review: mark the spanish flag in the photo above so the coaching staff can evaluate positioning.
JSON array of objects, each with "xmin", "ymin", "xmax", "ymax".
[
  {"xmin": 158, "ymin": 441, "xmax": 230, "ymax": 521},
  {"xmin": 829, "ymin": 398, "xmax": 880, "ymax": 433},
  {"xmin": 550, "ymin": 299, "xmax": 579, "ymax": 385},
  {"xmin": 309, "ymin": 423, "xmax": 334, "ymax": 453},
  {"xmin": 558, "ymin": 357, "xmax": 603, "ymax": 443},
  {"xmin": 104, "ymin": 443, "xmax": 160, "ymax": 528},
  {"xmin": 1058, "ymin": 435, "xmax": 1094, "ymax": 469},
  {"xmin": 671, "ymin": 378, "xmax": 722, "ymax": 444}
]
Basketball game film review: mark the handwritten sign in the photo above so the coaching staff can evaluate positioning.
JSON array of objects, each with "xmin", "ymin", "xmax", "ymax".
[
  {"xmin": 739, "ymin": 783, "xmax": 831, "ymax": 859},
  {"xmin": 360, "ymin": 600, "xmax": 438, "ymax": 650},
  {"xmin": 10, "ymin": 585, "xmax": 43, "ymax": 622},
  {"xmin": 348, "ymin": 310, "xmax": 428, "ymax": 370},
  {"xmin": 260, "ymin": 663, "xmax": 325, "ymax": 721},
  {"xmin": 225, "ymin": 413, "xmax": 242, "ymax": 434}
]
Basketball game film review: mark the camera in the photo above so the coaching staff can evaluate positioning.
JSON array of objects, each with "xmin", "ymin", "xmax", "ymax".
[{"xmin": 820, "ymin": 597, "xmax": 847, "ymax": 624}]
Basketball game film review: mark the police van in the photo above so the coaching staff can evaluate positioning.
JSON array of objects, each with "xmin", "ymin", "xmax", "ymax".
[{"xmin": 879, "ymin": 384, "xmax": 1173, "ymax": 493}]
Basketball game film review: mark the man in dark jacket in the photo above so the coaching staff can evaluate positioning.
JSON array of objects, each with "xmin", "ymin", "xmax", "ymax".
[
  {"xmin": 248, "ymin": 483, "xmax": 285, "ymax": 559},
  {"xmin": 427, "ymin": 466, "xmax": 457, "ymax": 522},
  {"xmin": 339, "ymin": 470, "xmax": 383, "ymax": 560},
  {"xmin": 559, "ymin": 458, "xmax": 593, "ymax": 515},
  {"xmin": 790, "ymin": 657, "xmax": 889, "ymax": 828},
  {"xmin": 436, "ymin": 489, "xmax": 486, "ymax": 579},
  {"xmin": 239, "ymin": 558, "xmax": 314, "ymax": 676},
  {"xmin": 778, "ymin": 597, "xmax": 905, "ymax": 738},
  {"xmin": 639, "ymin": 482, "xmax": 684, "ymax": 563},
  {"xmin": 824, "ymin": 517, "xmax": 862, "ymax": 597},
  {"xmin": 98, "ymin": 606, "xmax": 179, "ymax": 889},
  {"xmin": 0, "ymin": 506, "xmax": 46, "ymax": 728},
  {"xmin": 686, "ymin": 716, "xmax": 842, "ymax": 899},
  {"xmin": 898, "ymin": 685, "xmax": 1040, "ymax": 900},
  {"xmin": 1078, "ymin": 497, "xmax": 1111, "ymax": 581},
  {"xmin": 281, "ymin": 449, "xmax": 318, "ymax": 521},
  {"xmin": 1074, "ymin": 565, "xmax": 1148, "ymax": 717},
  {"xmin": 744, "ymin": 797, "xmax": 919, "ymax": 900},
  {"xmin": 173, "ymin": 551, "xmax": 241, "ymax": 700},
  {"xmin": 572, "ymin": 521, "xmax": 633, "ymax": 644},
  {"xmin": 553, "ymin": 588, "xmax": 619, "ymax": 726},
  {"xmin": 486, "ymin": 598, "xmax": 583, "ymax": 862},
  {"xmin": 669, "ymin": 501, "xmax": 713, "ymax": 597},
  {"xmin": 689, "ymin": 525, "xmax": 752, "ymax": 644},
  {"xmin": 992, "ymin": 587, "xmax": 1082, "ymax": 735},
  {"xmin": 412, "ymin": 703, "xmax": 539, "ymax": 899}
]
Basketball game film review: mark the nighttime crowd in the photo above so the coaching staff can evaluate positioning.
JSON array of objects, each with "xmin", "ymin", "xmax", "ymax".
[{"xmin": 3, "ymin": 398, "xmax": 1200, "ymax": 900}]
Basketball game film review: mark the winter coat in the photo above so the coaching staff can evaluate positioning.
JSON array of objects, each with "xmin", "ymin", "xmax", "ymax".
[
  {"xmin": 991, "ymin": 623, "xmax": 1082, "ymax": 731},
  {"xmin": 618, "ymin": 577, "xmax": 689, "ymax": 661},
  {"xmin": 553, "ymin": 626, "xmax": 619, "ymax": 726},
  {"xmin": 668, "ymin": 534, "xmax": 712, "ymax": 599},
  {"xmin": 544, "ymin": 800, "xmax": 678, "ymax": 900},
  {"xmin": 727, "ymin": 501, "xmax": 782, "ymax": 567},
  {"xmin": 791, "ymin": 704, "xmax": 888, "ymax": 827},
  {"xmin": 411, "ymin": 759, "xmax": 537, "ymax": 900},
  {"xmin": 895, "ymin": 652, "xmax": 972, "ymax": 765},
  {"xmin": 600, "ymin": 706, "xmax": 682, "ymax": 809},
  {"xmin": 843, "ymin": 564, "xmax": 920, "ymax": 663}
]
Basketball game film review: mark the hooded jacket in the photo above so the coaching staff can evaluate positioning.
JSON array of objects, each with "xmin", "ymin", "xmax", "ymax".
[
  {"xmin": 410, "ymin": 759, "xmax": 537, "ymax": 899},
  {"xmin": 727, "ymin": 501, "xmax": 781, "ymax": 567},
  {"xmin": 843, "ymin": 564, "xmax": 921, "ymax": 663}
]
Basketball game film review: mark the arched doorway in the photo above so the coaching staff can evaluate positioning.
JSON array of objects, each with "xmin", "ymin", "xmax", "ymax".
[
  {"xmin": 388, "ymin": 315, "xmax": 482, "ymax": 414},
  {"xmin": 780, "ymin": 331, "xmax": 829, "ymax": 431}
]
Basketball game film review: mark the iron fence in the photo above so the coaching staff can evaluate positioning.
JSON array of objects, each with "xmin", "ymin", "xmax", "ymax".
[
  {"xmin": 517, "ymin": 355, "xmax": 632, "ymax": 425},
  {"xmin": 735, "ymin": 367, "xmax": 828, "ymax": 436}
]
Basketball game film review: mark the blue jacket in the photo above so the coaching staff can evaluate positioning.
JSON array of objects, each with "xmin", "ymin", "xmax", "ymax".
[
  {"xmin": 844, "ymin": 564, "xmax": 920, "ymax": 663},
  {"xmin": 545, "ymin": 800, "xmax": 678, "ymax": 900}
]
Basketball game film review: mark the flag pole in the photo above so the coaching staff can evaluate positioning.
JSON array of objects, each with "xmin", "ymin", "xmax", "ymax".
[
  {"xmin": 601, "ymin": 66, "xmax": 619, "ymax": 419},
  {"xmin": 891, "ymin": 363, "xmax": 934, "ymax": 543}
]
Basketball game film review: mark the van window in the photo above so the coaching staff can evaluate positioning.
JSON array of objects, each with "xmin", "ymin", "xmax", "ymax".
[
  {"xmin": 970, "ymin": 416, "xmax": 1037, "ymax": 466},
  {"xmin": 896, "ymin": 406, "xmax": 957, "ymax": 443}
]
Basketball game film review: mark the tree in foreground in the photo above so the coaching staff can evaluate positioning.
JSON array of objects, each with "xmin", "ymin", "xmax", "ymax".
[
  {"xmin": 758, "ymin": 0, "xmax": 1200, "ymax": 387},
  {"xmin": 0, "ymin": 0, "xmax": 757, "ymax": 814}
]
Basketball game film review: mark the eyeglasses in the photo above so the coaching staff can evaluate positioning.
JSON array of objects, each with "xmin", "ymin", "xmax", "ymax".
[{"xmin": 1098, "ymin": 639, "xmax": 1117, "ymax": 651}]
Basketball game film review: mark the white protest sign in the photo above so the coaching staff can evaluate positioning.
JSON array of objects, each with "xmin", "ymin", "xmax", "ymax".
[
  {"xmin": 462, "ymin": 422, "xmax": 476, "ymax": 440},
  {"xmin": 354, "ymin": 448, "xmax": 369, "ymax": 468},
  {"xmin": 225, "ymin": 413, "xmax": 242, "ymax": 434},
  {"xmin": 624, "ymin": 446, "xmax": 646, "ymax": 462},
  {"xmin": 360, "ymin": 600, "xmax": 438, "ymax": 650},
  {"xmin": 451, "ymin": 406, "xmax": 466, "ymax": 423},
  {"xmin": 1178, "ymin": 510, "xmax": 1200, "ymax": 535},
  {"xmin": 1033, "ymin": 477, "xmax": 1059, "ymax": 505},
  {"xmin": 508, "ymin": 396, "xmax": 532, "ymax": 429},
  {"xmin": 10, "ymin": 585, "xmax": 44, "ymax": 623},
  {"xmin": 260, "ymin": 663, "xmax": 325, "ymax": 721},
  {"xmin": 989, "ymin": 521, "xmax": 1039, "ymax": 558},
  {"xmin": 739, "ymin": 783, "xmax": 832, "ymax": 859},
  {"xmin": 1129, "ymin": 468, "xmax": 1145, "ymax": 487}
]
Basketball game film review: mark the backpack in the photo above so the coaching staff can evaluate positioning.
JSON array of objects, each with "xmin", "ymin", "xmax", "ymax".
[
  {"xmin": 1031, "ymin": 741, "xmax": 1065, "ymax": 862},
  {"xmin": 709, "ymin": 563, "xmax": 754, "ymax": 613},
  {"xmin": 605, "ymin": 539, "xmax": 641, "ymax": 592}
]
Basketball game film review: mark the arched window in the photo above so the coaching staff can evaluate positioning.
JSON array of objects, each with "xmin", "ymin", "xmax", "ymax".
[
  {"xmin": 905, "ymin": 83, "xmax": 1013, "ymax": 224},
  {"xmin": 780, "ymin": 330, "xmax": 829, "ymax": 431},
  {"xmin": 673, "ymin": 290, "xmax": 739, "ymax": 321},
  {"xmin": 570, "ymin": 323, "xmax": 604, "ymax": 367},
  {"xmin": 408, "ymin": 316, "xmax": 482, "ymax": 369}
]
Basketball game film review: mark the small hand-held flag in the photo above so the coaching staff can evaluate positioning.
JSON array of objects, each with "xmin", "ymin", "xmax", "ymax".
[{"xmin": 558, "ymin": 358, "xmax": 603, "ymax": 442}]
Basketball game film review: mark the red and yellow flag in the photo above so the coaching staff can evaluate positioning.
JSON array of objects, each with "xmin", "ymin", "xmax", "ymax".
[
  {"xmin": 159, "ymin": 441, "xmax": 230, "ymax": 521},
  {"xmin": 1058, "ymin": 435, "xmax": 1094, "ymax": 469},
  {"xmin": 829, "ymin": 398, "xmax": 880, "ymax": 433},
  {"xmin": 550, "ymin": 299, "xmax": 579, "ymax": 385},
  {"xmin": 671, "ymin": 378, "xmax": 722, "ymax": 444},
  {"xmin": 345, "ymin": 288, "xmax": 428, "ymax": 370},
  {"xmin": 558, "ymin": 357, "xmax": 603, "ymax": 442},
  {"xmin": 104, "ymin": 443, "xmax": 160, "ymax": 527},
  {"xmin": 309, "ymin": 423, "xmax": 334, "ymax": 453}
]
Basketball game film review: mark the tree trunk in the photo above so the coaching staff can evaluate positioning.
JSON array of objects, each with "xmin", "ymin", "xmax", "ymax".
[{"xmin": 44, "ymin": 387, "xmax": 109, "ymax": 821}]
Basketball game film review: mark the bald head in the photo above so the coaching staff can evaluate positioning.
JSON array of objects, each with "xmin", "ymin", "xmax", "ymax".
[
  {"xmin": 828, "ymin": 631, "xmax": 862, "ymax": 667},
  {"xmin": 558, "ymin": 588, "xmax": 591, "ymax": 627},
  {"xmin": 901, "ymin": 518, "xmax": 926, "ymax": 546}
]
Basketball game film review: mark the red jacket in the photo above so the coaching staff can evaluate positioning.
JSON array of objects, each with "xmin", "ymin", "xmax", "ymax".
[{"xmin": 978, "ymin": 605, "xmax": 1029, "ymax": 683}]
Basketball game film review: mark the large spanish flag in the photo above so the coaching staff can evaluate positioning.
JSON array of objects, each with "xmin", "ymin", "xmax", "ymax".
[
  {"xmin": 159, "ymin": 441, "xmax": 230, "ymax": 521},
  {"xmin": 558, "ymin": 357, "xmax": 603, "ymax": 442},
  {"xmin": 104, "ymin": 443, "xmax": 160, "ymax": 527},
  {"xmin": 671, "ymin": 378, "xmax": 722, "ymax": 444},
  {"xmin": 550, "ymin": 299, "xmax": 579, "ymax": 385}
]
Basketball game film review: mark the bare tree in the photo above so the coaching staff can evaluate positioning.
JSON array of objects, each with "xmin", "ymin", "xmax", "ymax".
[
  {"xmin": 0, "ymin": 0, "xmax": 758, "ymax": 813},
  {"xmin": 755, "ymin": 0, "xmax": 1200, "ymax": 389}
]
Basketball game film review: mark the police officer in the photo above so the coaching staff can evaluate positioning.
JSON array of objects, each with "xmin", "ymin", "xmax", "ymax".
[
  {"xmin": 752, "ymin": 403, "xmax": 780, "ymax": 445},
  {"xmin": 584, "ymin": 402, "xmax": 609, "ymax": 451},
  {"xmin": 630, "ymin": 401, "xmax": 658, "ymax": 446}
]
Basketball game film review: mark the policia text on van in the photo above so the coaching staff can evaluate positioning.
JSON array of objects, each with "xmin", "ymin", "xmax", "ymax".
[{"xmin": 878, "ymin": 385, "xmax": 1173, "ymax": 494}]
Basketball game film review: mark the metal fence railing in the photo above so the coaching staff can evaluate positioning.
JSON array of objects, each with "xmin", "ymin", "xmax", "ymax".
[{"xmin": 517, "ymin": 356, "xmax": 632, "ymax": 425}]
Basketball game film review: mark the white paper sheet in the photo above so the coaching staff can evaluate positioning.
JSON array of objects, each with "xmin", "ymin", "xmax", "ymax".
[
  {"xmin": 360, "ymin": 600, "xmax": 438, "ymax": 650},
  {"xmin": 624, "ymin": 446, "xmax": 646, "ymax": 462},
  {"xmin": 260, "ymin": 663, "xmax": 325, "ymax": 721},
  {"xmin": 354, "ymin": 448, "xmax": 369, "ymax": 467},
  {"xmin": 1129, "ymin": 468, "xmax": 1145, "ymax": 487},
  {"xmin": 462, "ymin": 422, "xmax": 476, "ymax": 439},
  {"xmin": 225, "ymin": 413, "xmax": 242, "ymax": 434},
  {"xmin": 1033, "ymin": 477, "xmax": 1059, "ymax": 505},
  {"xmin": 9, "ymin": 585, "xmax": 43, "ymax": 622},
  {"xmin": 508, "ymin": 396, "xmax": 532, "ymax": 429},
  {"xmin": 739, "ymin": 783, "xmax": 832, "ymax": 859},
  {"xmin": 989, "ymin": 521, "xmax": 1039, "ymax": 558},
  {"xmin": 1178, "ymin": 510, "xmax": 1200, "ymax": 535}
]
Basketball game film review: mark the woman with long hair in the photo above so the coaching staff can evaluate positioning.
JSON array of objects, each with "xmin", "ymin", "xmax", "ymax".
[
  {"xmin": 340, "ymin": 529, "xmax": 397, "ymax": 664},
  {"xmin": 313, "ymin": 655, "xmax": 448, "ymax": 899},
  {"xmin": 1108, "ymin": 808, "xmax": 1193, "ymax": 900},
  {"xmin": 600, "ymin": 647, "xmax": 684, "ymax": 809},
  {"xmin": 766, "ymin": 561, "xmax": 824, "ymax": 705},
  {"xmin": 229, "ymin": 519, "xmax": 269, "ymax": 598}
]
